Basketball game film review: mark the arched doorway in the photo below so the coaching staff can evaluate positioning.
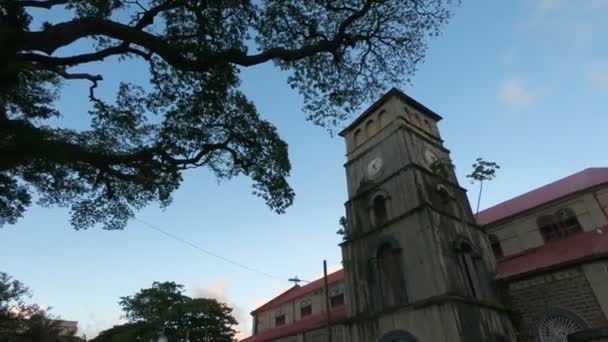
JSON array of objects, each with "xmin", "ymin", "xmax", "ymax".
[{"xmin": 378, "ymin": 330, "xmax": 418, "ymax": 342}]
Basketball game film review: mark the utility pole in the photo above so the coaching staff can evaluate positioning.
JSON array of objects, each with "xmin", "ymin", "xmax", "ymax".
[{"xmin": 323, "ymin": 260, "xmax": 333, "ymax": 342}]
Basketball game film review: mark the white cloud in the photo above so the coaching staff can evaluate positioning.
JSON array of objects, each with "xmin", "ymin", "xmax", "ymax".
[
  {"xmin": 191, "ymin": 280, "xmax": 249, "ymax": 340},
  {"xmin": 498, "ymin": 78, "xmax": 537, "ymax": 107},
  {"xmin": 584, "ymin": 61, "xmax": 608, "ymax": 90},
  {"xmin": 79, "ymin": 312, "xmax": 125, "ymax": 340}
]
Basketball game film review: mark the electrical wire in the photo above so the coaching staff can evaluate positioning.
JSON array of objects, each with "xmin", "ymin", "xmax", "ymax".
[{"xmin": 134, "ymin": 217, "xmax": 282, "ymax": 280}]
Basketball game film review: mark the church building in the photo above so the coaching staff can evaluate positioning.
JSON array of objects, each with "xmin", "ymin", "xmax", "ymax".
[{"xmin": 240, "ymin": 89, "xmax": 608, "ymax": 342}]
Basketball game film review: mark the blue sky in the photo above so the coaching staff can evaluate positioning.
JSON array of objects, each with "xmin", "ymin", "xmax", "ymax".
[{"xmin": 2, "ymin": 0, "xmax": 608, "ymax": 339}]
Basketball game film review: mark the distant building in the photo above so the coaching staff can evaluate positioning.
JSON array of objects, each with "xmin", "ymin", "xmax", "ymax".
[{"xmin": 239, "ymin": 89, "xmax": 608, "ymax": 342}]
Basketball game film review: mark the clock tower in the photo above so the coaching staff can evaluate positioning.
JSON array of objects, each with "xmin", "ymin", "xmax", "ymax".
[{"xmin": 338, "ymin": 88, "xmax": 516, "ymax": 342}]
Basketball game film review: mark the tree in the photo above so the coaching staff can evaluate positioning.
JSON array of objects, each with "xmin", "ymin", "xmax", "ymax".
[
  {"xmin": 89, "ymin": 322, "xmax": 151, "ymax": 342},
  {"xmin": 94, "ymin": 281, "xmax": 237, "ymax": 342},
  {"xmin": 1, "ymin": 0, "xmax": 458, "ymax": 230},
  {"xmin": 0, "ymin": 271, "xmax": 77, "ymax": 342},
  {"xmin": 466, "ymin": 157, "xmax": 500, "ymax": 221}
]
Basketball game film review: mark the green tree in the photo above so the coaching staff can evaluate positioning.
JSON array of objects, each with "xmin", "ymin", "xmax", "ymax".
[
  {"xmin": 89, "ymin": 322, "xmax": 151, "ymax": 342},
  {"xmin": 1, "ymin": 0, "xmax": 458, "ymax": 230},
  {"xmin": 94, "ymin": 281, "xmax": 237, "ymax": 342},
  {"xmin": 466, "ymin": 157, "xmax": 500, "ymax": 220}
]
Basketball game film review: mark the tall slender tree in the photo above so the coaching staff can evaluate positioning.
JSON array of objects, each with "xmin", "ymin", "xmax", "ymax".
[{"xmin": 466, "ymin": 158, "xmax": 500, "ymax": 221}]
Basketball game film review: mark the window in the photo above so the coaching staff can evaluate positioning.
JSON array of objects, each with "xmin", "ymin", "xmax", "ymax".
[
  {"xmin": 366, "ymin": 119, "xmax": 376, "ymax": 137},
  {"xmin": 489, "ymin": 234, "xmax": 503, "ymax": 259},
  {"xmin": 373, "ymin": 195, "xmax": 388, "ymax": 225},
  {"xmin": 330, "ymin": 293, "xmax": 344, "ymax": 307},
  {"xmin": 330, "ymin": 289, "xmax": 344, "ymax": 307},
  {"xmin": 300, "ymin": 300, "xmax": 312, "ymax": 317},
  {"xmin": 538, "ymin": 215, "xmax": 560, "ymax": 241},
  {"xmin": 537, "ymin": 309, "xmax": 587, "ymax": 342},
  {"xmin": 538, "ymin": 208, "xmax": 583, "ymax": 242},
  {"xmin": 354, "ymin": 129, "xmax": 363, "ymax": 146},
  {"xmin": 423, "ymin": 118, "xmax": 432, "ymax": 133},
  {"xmin": 275, "ymin": 313, "xmax": 286, "ymax": 327},
  {"xmin": 556, "ymin": 208, "xmax": 582, "ymax": 236},
  {"xmin": 378, "ymin": 110, "xmax": 388, "ymax": 128}
]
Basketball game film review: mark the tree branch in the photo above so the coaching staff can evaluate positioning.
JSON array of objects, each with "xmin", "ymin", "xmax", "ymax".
[
  {"xmin": 51, "ymin": 68, "xmax": 103, "ymax": 102},
  {"xmin": 15, "ymin": 0, "xmax": 68, "ymax": 9},
  {"xmin": 17, "ymin": 44, "xmax": 150, "ymax": 67},
  {"xmin": 17, "ymin": 2, "xmax": 375, "ymax": 71}
]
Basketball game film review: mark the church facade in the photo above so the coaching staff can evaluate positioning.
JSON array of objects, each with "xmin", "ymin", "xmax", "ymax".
[{"xmin": 240, "ymin": 89, "xmax": 608, "ymax": 342}]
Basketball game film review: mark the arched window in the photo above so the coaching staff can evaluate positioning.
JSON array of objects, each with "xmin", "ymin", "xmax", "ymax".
[
  {"xmin": 365, "ymin": 119, "xmax": 376, "ymax": 137},
  {"xmin": 454, "ymin": 239, "xmax": 480, "ymax": 299},
  {"xmin": 300, "ymin": 299, "xmax": 312, "ymax": 318},
  {"xmin": 423, "ymin": 118, "xmax": 433, "ymax": 133},
  {"xmin": 373, "ymin": 195, "xmax": 388, "ymax": 225},
  {"xmin": 275, "ymin": 310, "xmax": 286, "ymax": 327},
  {"xmin": 537, "ymin": 309, "xmax": 587, "ymax": 342},
  {"xmin": 555, "ymin": 208, "xmax": 582, "ymax": 236},
  {"xmin": 538, "ymin": 215, "xmax": 560, "ymax": 241},
  {"xmin": 489, "ymin": 233, "xmax": 504, "ymax": 259},
  {"xmin": 354, "ymin": 129, "xmax": 363, "ymax": 146},
  {"xmin": 378, "ymin": 110, "xmax": 388, "ymax": 128},
  {"xmin": 538, "ymin": 209, "xmax": 582, "ymax": 242},
  {"xmin": 329, "ymin": 287, "xmax": 344, "ymax": 308}
]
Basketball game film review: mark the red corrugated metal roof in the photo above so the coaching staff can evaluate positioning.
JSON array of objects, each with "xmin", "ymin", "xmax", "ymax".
[
  {"xmin": 240, "ymin": 305, "xmax": 347, "ymax": 342},
  {"xmin": 496, "ymin": 227, "xmax": 608, "ymax": 280},
  {"xmin": 477, "ymin": 168, "xmax": 608, "ymax": 226},
  {"xmin": 252, "ymin": 269, "xmax": 344, "ymax": 314}
]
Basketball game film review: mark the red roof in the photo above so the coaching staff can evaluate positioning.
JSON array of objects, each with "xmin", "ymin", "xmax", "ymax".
[
  {"xmin": 496, "ymin": 228, "xmax": 608, "ymax": 280},
  {"xmin": 477, "ymin": 168, "xmax": 608, "ymax": 226},
  {"xmin": 252, "ymin": 269, "xmax": 344, "ymax": 314},
  {"xmin": 240, "ymin": 305, "xmax": 347, "ymax": 342}
]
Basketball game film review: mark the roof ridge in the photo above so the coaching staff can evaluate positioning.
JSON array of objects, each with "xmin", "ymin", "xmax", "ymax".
[
  {"xmin": 251, "ymin": 269, "xmax": 344, "ymax": 314},
  {"xmin": 478, "ymin": 167, "xmax": 608, "ymax": 225}
]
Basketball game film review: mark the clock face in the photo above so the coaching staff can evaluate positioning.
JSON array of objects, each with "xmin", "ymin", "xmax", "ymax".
[
  {"xmin": 424, "ymin": 149, "xmax": 438, "ymax": 165},
  {"xmin": 367, "ymin": 157, "xmax": 383, "ymax": 178}
]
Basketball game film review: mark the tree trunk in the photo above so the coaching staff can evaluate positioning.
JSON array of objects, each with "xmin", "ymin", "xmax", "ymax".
[{"xmin": 475, "ymin": 180, "xmax": 483, "ymax": 222}]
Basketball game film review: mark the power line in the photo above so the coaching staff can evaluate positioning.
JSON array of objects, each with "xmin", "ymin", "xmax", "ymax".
[{"xmin": 134, "ymin": 217, "xmax": 281, "ymax": 280}]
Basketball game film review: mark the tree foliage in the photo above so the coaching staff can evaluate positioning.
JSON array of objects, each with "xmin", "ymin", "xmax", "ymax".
[
  {"xmin": 466, "ymin": 157, "xmax": 500, "ymax": 219},
  {"xmin": 93, "ymin": 281, "xmax": 237, "ymax": 342},
  {"xmin": 430, "ymin": 157, "xmax": 454, "ymax": 181},
  {"xmin": 466, "ymin": 157, "xmax": 500, "ymax": 183},
  {"xmin": 1, "ymin": 0, "xmax": 458, "ymax": 229},
  {"xmin": 0, "ymin": 271, "xmax": 77, "ymax": 342}
]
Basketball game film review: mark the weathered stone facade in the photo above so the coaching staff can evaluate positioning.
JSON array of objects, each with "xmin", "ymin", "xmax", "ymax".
[
  {"xmin": 506, "ymin": 267, "xmax": 608, "ymax": 341},
  {"xmin": 338, "ymin": 89, "xmax": 517, "ymax": 342}
]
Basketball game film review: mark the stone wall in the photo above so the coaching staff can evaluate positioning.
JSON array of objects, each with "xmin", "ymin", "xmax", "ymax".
[{"xmin": 506, "ymin": 267, "xmax": 607, "ymax": 341}]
